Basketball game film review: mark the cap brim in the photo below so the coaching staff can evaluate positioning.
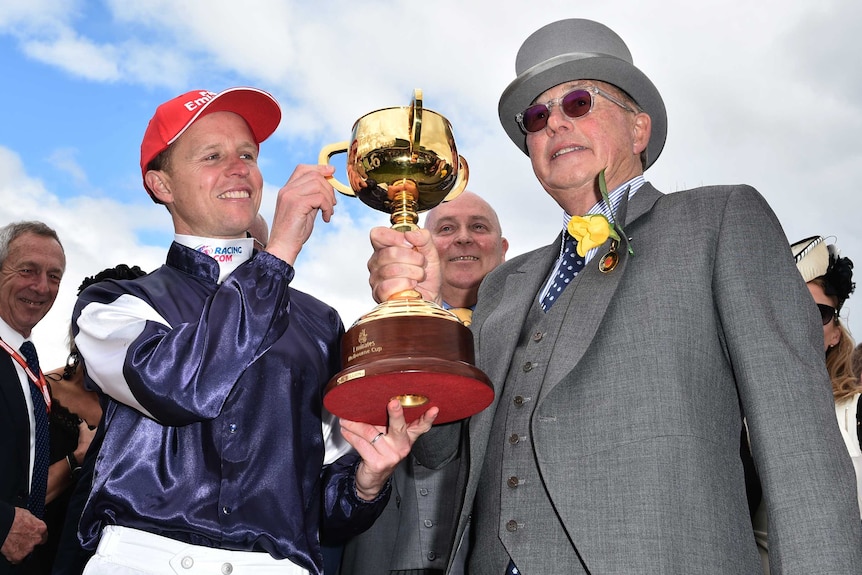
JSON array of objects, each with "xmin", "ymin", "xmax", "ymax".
[{"xmin": 498, "ymin": 54, "xmax": 667, "ymax": 169}]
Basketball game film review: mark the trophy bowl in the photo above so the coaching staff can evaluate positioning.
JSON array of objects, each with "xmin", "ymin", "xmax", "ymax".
[
  {"xmin": 320, "ymin": 89, "xmax": 468, "ymax": 231},
  {"xmin": 319, "ymin": 90, "xmax": 494, "ymax": 425}
]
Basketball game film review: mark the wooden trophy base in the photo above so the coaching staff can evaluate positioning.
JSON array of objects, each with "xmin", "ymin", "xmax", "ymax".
[{"xmin": 324, "ymin": 311, "xmax": 494, "ymax": 425}]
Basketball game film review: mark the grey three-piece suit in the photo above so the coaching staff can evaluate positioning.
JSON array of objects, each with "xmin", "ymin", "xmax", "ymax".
[{"xmin": 416, "ymin": 183, "xmax": 862, "ymax": 574}]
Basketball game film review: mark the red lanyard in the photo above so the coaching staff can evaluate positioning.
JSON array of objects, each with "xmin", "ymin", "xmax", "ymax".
[{"xmin": 0, "ymin": 338, "xmax": 51, "ymax": 413}]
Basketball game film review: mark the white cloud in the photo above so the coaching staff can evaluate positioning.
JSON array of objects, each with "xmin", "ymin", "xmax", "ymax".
[
  {"xmin": 47, "ymin": 148, "xmax": 88, "ymax": 187},
  {"xmin": 22, "ymin": 32, "xmax": 120, "ymax": 81},
  {"xmin": 0, "ymin": 0, "xmax": 80, "ymax": 34}
]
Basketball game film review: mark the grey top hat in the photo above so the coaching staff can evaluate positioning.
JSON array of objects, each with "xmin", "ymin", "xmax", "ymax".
[{"xmin": 498, "ymin": 19, "xmax": 667, "ymax": 168}]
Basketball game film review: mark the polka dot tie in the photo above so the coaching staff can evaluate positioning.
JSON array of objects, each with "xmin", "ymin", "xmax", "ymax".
[
  {"xmin": 20, "ymin": 341, "xmax": 48, "ymax": 519},
  {"xmin": 506, "ymin": 560, "xmax": 520, "ymax": 574},
  {"xmin": 541, "ymin": 232, "xmax": 584, "ymax": 312}
]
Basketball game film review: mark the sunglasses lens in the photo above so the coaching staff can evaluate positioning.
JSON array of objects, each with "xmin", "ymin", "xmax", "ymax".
[
  {"xmin": 520, "ymin": 89, "xmax": 595, "ymax": 133},
  {"xmin": 561, "ymin": 90, "xmax": 593, "ymax": 119},
  {"xmin": 521, "ymin": 105, "xmax": 550, "ymax": 133},
  {"xmin": 817, "ymin": 303, "xmax": 836, "ymax": 325}
]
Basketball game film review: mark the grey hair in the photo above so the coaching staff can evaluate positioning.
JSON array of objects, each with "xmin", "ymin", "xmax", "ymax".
[{"xmin": 0, "ymin": 221, "xmax": 64, "ymax": 268}]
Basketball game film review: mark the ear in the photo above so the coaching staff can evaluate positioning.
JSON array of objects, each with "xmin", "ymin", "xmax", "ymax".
[
  {"xmin": 632, "ymin": 112, "xmax": 651, "ymax": 156},
  {"xmin": 827, "ymin": 325, "xmax": 842, "ymax": 349},
  {"xmin": 145, "ymin": 170, "xmax": 173, "ymax": 205}
]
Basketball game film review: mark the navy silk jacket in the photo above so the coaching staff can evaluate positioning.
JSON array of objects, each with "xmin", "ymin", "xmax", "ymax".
[{"xmin": 72, "ymin": 243, "xmax": 385, "ymax": 574}]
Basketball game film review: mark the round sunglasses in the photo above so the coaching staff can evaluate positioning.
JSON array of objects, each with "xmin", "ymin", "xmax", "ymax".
[
  {"xmin": 516, "ymin": 86, "xmax": 637, "ymax": 134},
  {"xmin": 817, "ymin": 303, "xmax": 838, "ymax": 326}
]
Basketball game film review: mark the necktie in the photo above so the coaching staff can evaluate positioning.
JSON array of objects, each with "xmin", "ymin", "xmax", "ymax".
[
  {"xmin": 541, "ymin": 232, "xmax": 584, "ymax": 311},
  {"xmin": 506, "ymin": 560, "xmax": 520, "ymax": 574},
  {"xmin": 20, "ymin": 341, "xmax": 48, "ymax": 519}
]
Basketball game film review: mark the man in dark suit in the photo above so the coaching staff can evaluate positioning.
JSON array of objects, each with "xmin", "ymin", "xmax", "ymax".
[
  {"xmin": 369, "ymin": 18, "xmax": 862, "ymax": 574},
  {"xmin": 0, "ymin": 221, "xmax": 66, "ymax": 573}
]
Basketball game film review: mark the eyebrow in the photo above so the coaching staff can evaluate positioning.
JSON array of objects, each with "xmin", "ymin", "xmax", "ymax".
[
  {"xmin": 16, "ymin": 259, "xmax": 65, "ymax": 274},
  {"xmin": 432, "ymin": 215, "xmax": 493, "ymax": 227},
  {"xmin": 186, "ymin": 139, "xmax": 258, "ymax": 157}
]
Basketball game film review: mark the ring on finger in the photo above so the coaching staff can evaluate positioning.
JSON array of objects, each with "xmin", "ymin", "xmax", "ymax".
[{"xmin": 370, "ymin": 432, "xmax": 385, "ymax": 445}]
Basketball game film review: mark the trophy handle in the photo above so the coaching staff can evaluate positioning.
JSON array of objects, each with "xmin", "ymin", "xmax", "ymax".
[
  {"xmin": 441, "ymin": 155, "xmax": 470, "ymax": 203},
  {"xmin": 318, "ymin": 141, "xmax": 356, "ymax": 196}
]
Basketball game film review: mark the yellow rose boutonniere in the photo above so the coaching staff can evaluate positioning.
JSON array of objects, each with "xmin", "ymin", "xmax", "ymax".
[
  {"xmin": 567, "ymin": 214, "xmax": 619, "ymax": 257},
  {"xmin": 571, "ymin": 169, "xmax": 634, "ymax": 258}
]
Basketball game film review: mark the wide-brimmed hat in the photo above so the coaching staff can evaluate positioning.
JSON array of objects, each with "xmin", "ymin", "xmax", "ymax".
[
  {"xmin": 791, "ymin": 235, "xmax": 855, "ymax": 310},
  {"xmin": 140, "ymin": 87, "xmax": 281, "ymax": 202},
  {"xmin": 498, "ymin": 19, "xmax": 667, "ymax": 168},
  {"xmin": 792, "ymin": 236, "xmax": 830, "ymax": 283}
]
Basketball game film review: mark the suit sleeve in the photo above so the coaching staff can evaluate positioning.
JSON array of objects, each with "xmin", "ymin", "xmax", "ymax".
[{"xmin": 712, "ymin": 185, "xmax": 862, "ymax": 572}]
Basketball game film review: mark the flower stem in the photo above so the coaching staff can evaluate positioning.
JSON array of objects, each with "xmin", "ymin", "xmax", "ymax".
[{"xmin": 598, "ymin": 169, "xmax": 634, "ymax": 256}]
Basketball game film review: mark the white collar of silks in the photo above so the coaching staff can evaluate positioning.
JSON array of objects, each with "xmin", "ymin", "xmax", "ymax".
[{"xmin": 174, "ymin": 234, "xmax": 255, "ymax": 284}]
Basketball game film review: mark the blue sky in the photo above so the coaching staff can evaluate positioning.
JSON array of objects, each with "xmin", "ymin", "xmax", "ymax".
[{"xmin": 2, "ymin": 0, "xmax": 860, "ymax": 368}]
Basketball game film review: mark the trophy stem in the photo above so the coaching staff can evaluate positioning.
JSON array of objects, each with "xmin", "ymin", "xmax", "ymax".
[{"xmin": 390, "ymin": 183, "xmax": 419, "ymax": 231}]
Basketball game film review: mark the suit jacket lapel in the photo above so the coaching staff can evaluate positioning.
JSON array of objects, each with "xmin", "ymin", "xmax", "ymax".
[
  {"xmin": 474, "ymin": 240, "xmax": 560, "ymax": 393},
  {"xmin": 539, "ymin": 184, "xmax": 662, "ymax": 403}
]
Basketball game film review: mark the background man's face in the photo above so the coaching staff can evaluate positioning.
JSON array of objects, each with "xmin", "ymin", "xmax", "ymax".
[
  {"xmin": 0, "ymin": 232, "xmax": 65, "ymax": 337},
  {"xmin": 426, "ymin": 193, "xmax": 507, "ymax": 296}
]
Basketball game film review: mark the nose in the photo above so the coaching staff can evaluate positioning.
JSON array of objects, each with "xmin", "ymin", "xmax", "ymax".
[
  {"xmin": 30, "ymin": 272, "xmax": 51, "ymax": 295},
  {"xmin": 545, "ymin": 103, "xmax": 572, "ymax": 133},
  {"xmin": 225, "ymin": 154, "xmax": 251, "ymax": 176},
  {"xmin": 453, "ymin": 227, "xmax": 474, "ymax": 245}
]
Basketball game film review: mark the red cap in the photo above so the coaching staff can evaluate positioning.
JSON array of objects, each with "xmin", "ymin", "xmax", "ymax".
[{"xmin": 140, "ymin": 87, "xmax": 281, "ymax": 201}]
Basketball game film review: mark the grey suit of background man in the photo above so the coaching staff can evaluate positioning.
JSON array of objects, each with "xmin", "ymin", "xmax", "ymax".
[
  {"xmin": 0, "ymin": 221, "xmax": 65, "ymax": 574},
  {"xmin": 339, "ymin": 192, "xmax": 508, "ymax": 575},
  {"xmin": 368, "ymin": 18, "xmax": 862, "ymax": 574}
]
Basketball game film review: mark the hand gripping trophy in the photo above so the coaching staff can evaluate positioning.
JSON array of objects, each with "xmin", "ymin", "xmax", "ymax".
[{"xmin": 319, "ymin": 90, "xmax": 493, "ymax": 425}]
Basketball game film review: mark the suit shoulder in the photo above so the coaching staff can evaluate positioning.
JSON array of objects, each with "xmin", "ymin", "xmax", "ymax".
[
  {"xmin": 662, "ymin": 183, "xmax": 764, "ymax": 204},
  {"xmin": 656, "ymin": 184, "xmax": 773, "ymax": 217}
]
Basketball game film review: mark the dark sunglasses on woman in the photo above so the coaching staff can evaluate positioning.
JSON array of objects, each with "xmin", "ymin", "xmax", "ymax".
[{"xmin": 817, "ymin": 303, "xmax": 838, "ymax": 326}]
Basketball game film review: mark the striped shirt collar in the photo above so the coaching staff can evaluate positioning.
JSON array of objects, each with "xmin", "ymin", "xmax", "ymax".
[
  {"xmin": 562, "ymin": 174, "xmax": 645, "ymax": 264},
  {"xmin": 538, "ymin": 175, "xmax": 646, "ymax": 305}
]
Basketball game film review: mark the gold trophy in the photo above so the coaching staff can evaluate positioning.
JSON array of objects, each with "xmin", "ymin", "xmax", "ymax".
[{"xmin": 319, "ymin": 89, "xmax": 493, "ymax": 425}]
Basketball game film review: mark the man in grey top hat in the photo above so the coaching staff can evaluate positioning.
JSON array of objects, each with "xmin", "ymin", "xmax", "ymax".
[{"xmin": 368, "ymin": 18, "xmax": 862, "ymax": 574}]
